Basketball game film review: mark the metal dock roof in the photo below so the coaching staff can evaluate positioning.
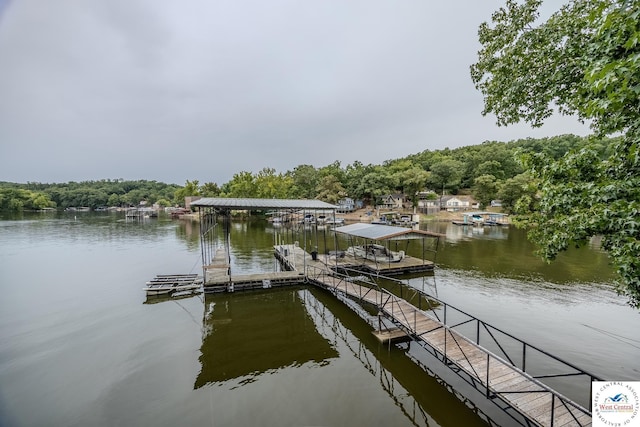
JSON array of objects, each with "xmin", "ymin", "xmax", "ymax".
[{"xmin": 333, "ymin": 223, "xmax": 440, "ymax": 240}]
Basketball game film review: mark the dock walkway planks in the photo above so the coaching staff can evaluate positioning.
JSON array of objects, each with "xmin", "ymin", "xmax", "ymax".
[
  {"xmin": 145, "ymin": 274, "xmax": 203, "ymax": 295},
  {"xmin": 308, "ymin": 274, "xmax": 591, "ymax": 427}
]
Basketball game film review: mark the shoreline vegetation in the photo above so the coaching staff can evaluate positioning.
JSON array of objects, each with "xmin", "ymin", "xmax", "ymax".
[
  {"xmin": 0, "ymin": 134, "xmax": 612, "ymax": 216},
  {"xmin": 9, "ymin": 205, "xmax": 498, "ymax": 226}
]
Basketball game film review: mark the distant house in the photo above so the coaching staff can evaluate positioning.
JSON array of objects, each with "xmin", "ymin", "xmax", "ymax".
[
  {"xmin": 440, "ymin": 195, "xmax": 478, "ymax": 211},
  {"xmin": 379, "ymin": 194, "xmax": 406, "ymax": 210},
  {"xmin": 337, "ymin": 197, "xmax": 355, "ymax": 213},
  {"xmin": 417, "ymin": 191, "xmax": 438, "ymax": 209},
  {"xmin": 416, "ymin": 191, "xmax": 439, "ymax": 214},
  {"xmin": 490, "ymin": 200, "xmax": 503, "ymax": 207}
]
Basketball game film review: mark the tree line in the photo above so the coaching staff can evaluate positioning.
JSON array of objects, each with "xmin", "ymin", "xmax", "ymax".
[
  {"xmin": 177, "ymin": 134, "xmax": 611, "ymax": 213},
  {"xmin": 0, "ymin": 179, "xmax": 180, "ymax": 211},
  {"xmin": 1, "ymin": 134, "xmax": 610, "ymax": 213}
]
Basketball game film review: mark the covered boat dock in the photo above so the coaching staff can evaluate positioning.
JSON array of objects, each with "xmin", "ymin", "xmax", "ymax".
[
  {"xmin": 189, "ymin": 197, "xmax": 441, "ymax": 289},
  {"xmin": 330, "ymin": 223, "xmax": 441, "ymax": 275},
  {"xmin": 190, "ymin": 197, "xmax": 340, "ymax": 292},
  {"xmin": 452, "ymin": 211, "xmax": 509, "ymax": 226}
]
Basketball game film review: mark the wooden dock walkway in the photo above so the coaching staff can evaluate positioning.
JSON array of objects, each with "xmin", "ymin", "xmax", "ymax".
[{"xmin": 307, "ymin": 273, "xmax": 592, "ymax": 427}]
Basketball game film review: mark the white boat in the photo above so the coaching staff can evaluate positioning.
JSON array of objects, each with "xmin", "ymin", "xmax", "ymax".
[
  {"xmin": 143, "ymin": 275, "xmax": 203, "ymax": 296},
  {"xmin": 345, "ymin": 244, "xmax": 404, "ymax": 263}
]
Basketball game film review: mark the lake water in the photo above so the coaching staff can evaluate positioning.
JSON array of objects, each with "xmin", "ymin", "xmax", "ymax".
[{"xmin": 1, "ymin": 212, "xmax": 638, "ymax": 427}]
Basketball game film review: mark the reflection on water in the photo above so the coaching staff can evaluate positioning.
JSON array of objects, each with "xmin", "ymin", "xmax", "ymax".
[
  {"xmin": 422, "ymin": 222, "xmax": 615, "ymax": 284},
  {"xmin": 196, "ymin": 286, "xmax": 492, "ymax": 427},
  {"xmin": 301, "ymin": 288, "xmax": 494, "ymax": 427},
  {"xmin": 196, "ymin": 288, "xmax": 338, "ymax": 389}
]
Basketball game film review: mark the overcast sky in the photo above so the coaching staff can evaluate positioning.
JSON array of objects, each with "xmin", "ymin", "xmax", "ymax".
[{"xmin": 0, "ymin": 0, "xmax": 588, "ymax": 185}]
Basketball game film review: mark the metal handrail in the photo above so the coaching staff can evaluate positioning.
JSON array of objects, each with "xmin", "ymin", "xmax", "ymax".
[
  {"xmin": 302, "ymin": 256, "xmax": 597, "ymax": 424},
  {"xmin": 404, "ymin": 285, "xmax": 603, "ymax": 384},
  {"xmin": 375, "ymin": 288, "xmax": 591, "ymax": 426}
]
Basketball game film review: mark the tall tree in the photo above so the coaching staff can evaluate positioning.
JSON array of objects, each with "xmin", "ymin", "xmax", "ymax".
[
  {"xmin": 498, "ymin": 173, "xmax": 535, "ymax": 214},
  {"xmin": 289, "ymin": 164, "xmax": 319, "ymax": 199},
  {"xmin": 398, "ymin": 167, "xmax": 431, "ymax": 208},
  {"xmin": 224, "ymin": 172, "xmax": 257, "ymax": 198},
  {"xmin": 471, "ymin": 0, "xmax": 640, "ymax": 306},
  {"xmin": 254, "ymin": 168, "xmax": 292, "ymax": 199},
  {"xmin": 429, "ymin": 159, "xmax": 464, "ymax": 196},
  {"xmin": 173, "ymin": 180, "xmax": 200, "ymax": 206},
  {"xmin": 200, "ymin": 182, "xmax": 221, "ymax": 197},
  {"xmin": 473, "ymin": 174, "xmax": 499, "ymax": 209},
  {"xmin": 355, "ymin": 166, "xmax": 393, "ymax": 206},
  {"xmin": 344, "ymin": 161, "xmax": 375, "ymax": 201},
  {"xmin": 315, "ymin": 175, "xmax": 346, "ymax": 204}
]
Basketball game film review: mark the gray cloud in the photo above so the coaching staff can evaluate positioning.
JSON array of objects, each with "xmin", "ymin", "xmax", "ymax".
[{"xmin": 0, "ymin": 0, "xmax": 588, "ymax": 185}]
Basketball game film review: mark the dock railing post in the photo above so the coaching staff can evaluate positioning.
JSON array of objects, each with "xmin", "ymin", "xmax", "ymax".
[
  {"xmin": 486, "ymin": 354, "xmax": 491, "ymax": 398},
  {"xmin": 444, "ymin": 304, "xmax": 447, "ymax": 327},
  {"xmin": 444, "ymin": 328, "xmax": 448, "ymax": 363},
  {"xmin": 413, "ymin": 308, "xmax": 416, "ymax": 333}
]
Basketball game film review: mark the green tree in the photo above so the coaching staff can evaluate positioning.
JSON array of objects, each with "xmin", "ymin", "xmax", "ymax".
[
  {"xmin": 429, "ymin": 158, "xmax": 464, "ymax": 196},
  {"xmin": 476, "ymin": 160, "xmax": 505, "ymax": 180},
  {"xmin": 473, "ymin": 174, "xmax": 499, "ymax": 209},
  {"xmin": 398, "ymin": 167, "xmax": 430, "ymax": 208},
  {"xmin": 498, "ymin": 173, "xmax": 534, "ymax": 214},
  {"xmin": 383, "ymin": 159, "xmax": 419, "ymax": 194},
  {"xmin": 254, "ymin": 168, "xmax": 292, "ymax": 199},
  {"xmin": 344, "ymin": 161, "xmax": 375, "ymax": 201},
  {"xmin": 0, "ymin": 188, "xmax": 54, "ymax": 211},
  {"xmin": 355, "ymin": 166, "xmax": 393, "ymax": 206},
  {"xmin": 173, "ymin": 180, "xmax": 201, "ymax": 206},
  {"xmin": 318, "ymin": 161, "xmax": 345, "ymax": 184},
  {"xmin": 200, "ymin": 182, "xmax": 221, "ymax": 197},
  {"xmin": 471, "ymin": 0, "xmax": 640, "ymax": 306},
  {"xmin": 107, "ymin": 193, "xmax": 121, "ymax": 207},
  {"xmin": 224, "ymin": 172, "xmax": 257, "ymax": 198},
  {"xmin": 26, "ymin": 192, "xmax": 51, "ymax": 210},
  {"xmin": 289, "ymin": 164, "xmax": 319, "ymax": 199},
  {"xmin": 316, "ymin": 175, "xmax": 346, "ymax": 204}
]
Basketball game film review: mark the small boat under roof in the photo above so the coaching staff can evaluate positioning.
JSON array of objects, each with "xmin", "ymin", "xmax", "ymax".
[{"xmin": 345, "ymin": 244, "xmax": 405, "ymax": 263}]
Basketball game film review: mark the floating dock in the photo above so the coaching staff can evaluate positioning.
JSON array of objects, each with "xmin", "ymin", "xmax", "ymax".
[
  {"xmin": 144, "ymin": 274, "xmax": 203, "ymax": 296},
  {"xmin": 202, "ymin": 243, "xmax": 432, "ymax": 293},
  {"xmin": 371, "ymin": 328, "xmax": 411, "ymax": 344},
  {"xmin": 274, "ymin": 244, "xmax": 434, "ymax": 276},
  {"xmin": 203, "ymin": 247, "xmax": 304, "ymax": 293}
]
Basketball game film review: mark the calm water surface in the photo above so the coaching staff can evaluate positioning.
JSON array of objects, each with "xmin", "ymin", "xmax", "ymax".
[{"xmin": 0, "ymin": 213, "xmax": 638, "ymax": 427}]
